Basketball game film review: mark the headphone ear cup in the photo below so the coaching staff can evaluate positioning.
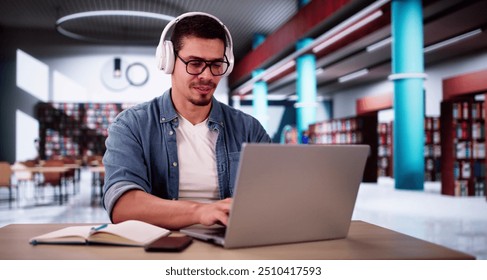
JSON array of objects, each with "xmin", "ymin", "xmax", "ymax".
[
  {"xmin": 224, "ymin": 47, "xmax": 234, "ymax": 76},
  {"xmin": 160, "ymin": 40, "xmax": 175, "ymax": 74},
  {"xmin": 155, "ymin": 43, "xmax": 164, "ymax": 71}
]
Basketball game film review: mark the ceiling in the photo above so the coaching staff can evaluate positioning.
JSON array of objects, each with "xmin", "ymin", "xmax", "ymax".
[
  {"xmin": 263, "ymin": 0, "xmax": 487, "ymax": 97},
  {"xmin": 0, "ymin": 0, "xmax": 298, "ymax": 62},
  {"xmin": 1, "ymin": 0, "xmax": 487, "ymax": 98}
]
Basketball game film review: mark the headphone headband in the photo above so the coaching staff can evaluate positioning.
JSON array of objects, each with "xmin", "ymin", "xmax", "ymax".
[{"xmin": 155, "ymin": 12, "xmax": 234, "ymax": 76}]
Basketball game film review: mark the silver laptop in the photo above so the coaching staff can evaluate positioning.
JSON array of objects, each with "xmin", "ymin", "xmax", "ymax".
[{"xmin": 181, "ymin": 143, "xmax": 370, "ymax": 249}]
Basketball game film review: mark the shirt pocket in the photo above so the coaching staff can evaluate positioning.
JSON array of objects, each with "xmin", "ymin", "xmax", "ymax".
[{"xmin": 228, "ymin": 151, "xmax": 241, "ymax": 195}]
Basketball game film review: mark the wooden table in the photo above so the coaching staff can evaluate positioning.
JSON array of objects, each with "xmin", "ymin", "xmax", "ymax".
[
  {"xmin": 11, "ymin": 165, "xmax": 73, "ymax": 205},
  {"xmin": 0, "ymin": 221, "xmax": 475, "ymax": 260}
]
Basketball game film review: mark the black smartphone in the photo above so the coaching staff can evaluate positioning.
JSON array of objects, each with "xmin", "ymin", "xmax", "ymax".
[{"xmin": 144, "ymin": 235, "xmax": 193, "ymax": 252}]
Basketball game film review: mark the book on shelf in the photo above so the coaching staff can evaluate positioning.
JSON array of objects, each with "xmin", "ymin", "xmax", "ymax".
[
  {"xmin": 454, "ymin": 180, "xmax": 469, "ymax": 196},
  {"xmin": 29, "ymin": 220, "xmax": 170, "ymax": 246}
]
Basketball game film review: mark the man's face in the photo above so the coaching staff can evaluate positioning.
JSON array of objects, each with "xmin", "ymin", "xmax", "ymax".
[{"xmin": 172, "ymin": 36, "xmax": 225, "ymax": 107}]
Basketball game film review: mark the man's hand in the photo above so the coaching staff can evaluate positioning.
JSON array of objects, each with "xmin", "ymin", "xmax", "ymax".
[{"xmin": 195, "ymin": 198, "xmax": 233, "ymax": 226}]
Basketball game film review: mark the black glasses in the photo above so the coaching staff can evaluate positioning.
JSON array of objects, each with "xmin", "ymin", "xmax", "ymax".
[{"xmin": 176, "ymin": 53, "xmax": 229, "ymax": 76}]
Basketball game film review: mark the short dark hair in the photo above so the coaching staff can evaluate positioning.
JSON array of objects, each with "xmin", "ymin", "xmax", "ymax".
[{"xmin": 171, "ymin": 15, "xmax": 227, "ymax": 53}]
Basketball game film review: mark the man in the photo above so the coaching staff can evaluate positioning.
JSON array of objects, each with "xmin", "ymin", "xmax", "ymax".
[{"xmin": 103, "ymin": 12, "xmax": 271, "ymax": 230}]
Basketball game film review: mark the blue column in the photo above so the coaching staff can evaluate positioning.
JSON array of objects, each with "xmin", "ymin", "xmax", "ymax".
[
  {"xmin": 296, "ymin": 38, "xmax": 317, "ymax": 142},
  {"xmin": 391, "ymin": 0, "xmax": 426, "ymax": 190},
  {"xmin": 252, "ymin": 33, "xmax": 266, "ymax": 49},
  {"xmin": 298, "ymin": 0, "xmax": 311, "ymax": 9},
  {"xmin": 252, "ymin": 34, "xmax": 268, "ymax": 131},
  {"xmin": 252, "ymin": 69, "xmax": 268, "ymax": 130}
]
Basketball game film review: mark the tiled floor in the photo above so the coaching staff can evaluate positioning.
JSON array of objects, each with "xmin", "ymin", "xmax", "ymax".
[{"xmin": 1, "ymin": 171, "xmax": 486, "ymax": 259}]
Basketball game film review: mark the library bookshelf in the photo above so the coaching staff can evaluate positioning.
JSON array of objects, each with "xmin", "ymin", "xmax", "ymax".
[
  {"xmin": 441, "ymin": 69, "xmax": 487, "ymax": 197},
  {"xmin": 441, "ymin": 99, "xmax": 485, "ymax": 196},
  {"xmin": 378, "ymin": 121, "xmax": 393, "ymax": 178},
  {"xmin": 424, "ymin": 117, "xmax": 442, "ymax": 182},
  {"xmin": 36, "ymin": 102, "xmax": 133, "ymax": 163},
  {"xmin": 376, "ymin": 117, "xmax": 441, "ymax": 181},
  {"xmin": 308, "ymin": 114, "xmax": 378, "ymax": 182}
]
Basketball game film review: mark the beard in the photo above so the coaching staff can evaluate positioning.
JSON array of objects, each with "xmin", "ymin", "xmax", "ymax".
[{"xmin": 189, "ymin": 81, "xmax": 217, "ymax": 106}]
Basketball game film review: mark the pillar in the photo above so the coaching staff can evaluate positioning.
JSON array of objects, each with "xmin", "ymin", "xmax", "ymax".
[
  {"xmin": 252, "ymin": 34, "xmax": 268, "ymax": 130},
  {"xmin": 295, "ymin": 38, "xmax": 317, "ymax": 142},
  {"xmin": 252, "ymin": 69, "xmax": 268, "ymax": 130},
  {"xmin": 390, "ymin": 0, "xmax": 426, "ymax": 190}
]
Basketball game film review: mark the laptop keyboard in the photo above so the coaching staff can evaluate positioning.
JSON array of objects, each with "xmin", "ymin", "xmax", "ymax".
[{"xmin": 208, "ymin": 227, "xmax": 226, "ymax": 238}]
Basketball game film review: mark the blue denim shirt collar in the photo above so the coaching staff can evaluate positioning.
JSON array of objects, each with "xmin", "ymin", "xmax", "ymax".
[{"xmin": 159, "ymin": 89, "xmax": 225, "ymax": 130}]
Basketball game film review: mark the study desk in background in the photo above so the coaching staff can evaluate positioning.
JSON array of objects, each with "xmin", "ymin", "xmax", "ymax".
[
  {"xmin": 0, "ymin": 221, "xmax": 475, "ymax": 260},
  {"xmin": 12, "ymin": 164, "xmax": 80, "ymax": 204}
]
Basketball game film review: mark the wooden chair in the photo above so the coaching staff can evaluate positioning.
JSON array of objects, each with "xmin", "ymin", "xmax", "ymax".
[
  {"xmin": 62, "ymin": 157, "xmax": 78, "ymax": 194},
  {"xmin": 36, "ymin": 160, "xmax": 66, "ymax": 205},
  {"xmin": 0, "ymin": 162, "xmax": 18, "ymax": 209}
]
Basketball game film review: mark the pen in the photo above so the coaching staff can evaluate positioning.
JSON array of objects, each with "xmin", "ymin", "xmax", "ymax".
[{"xmin": 90, "ymin": 224, "xmax": 108, "ymax": 232}]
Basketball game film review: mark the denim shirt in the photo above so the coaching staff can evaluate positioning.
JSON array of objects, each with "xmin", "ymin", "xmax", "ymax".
[{"xmin": 102, "ymin": 89, "xmax": 271, "ymax": 216}]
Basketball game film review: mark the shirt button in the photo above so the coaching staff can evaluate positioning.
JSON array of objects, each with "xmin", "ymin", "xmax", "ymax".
[
  {"xmin": 172, "ymin": 162, "xmax": 178, "ymax": 167},
  {"xmin": 161, "ymin": 117, "xmax": 166, "ymax": 121},
  {"xmin": 169, "ymin": 130, "xmax": 174, "ymax": 135}
]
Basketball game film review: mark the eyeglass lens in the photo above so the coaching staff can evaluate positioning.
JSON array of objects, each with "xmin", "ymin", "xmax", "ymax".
[
  {"xmin": 187, "ymin": 60, "xmax": 228, "ymax": 76},
  {"xmin": 177, "ymin": 53, "xmax": 229, "ymax": 76}
]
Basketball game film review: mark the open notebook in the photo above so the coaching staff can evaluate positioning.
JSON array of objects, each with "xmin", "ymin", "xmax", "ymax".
[
  {"xmin": 29, "ymin": 220, "xmax": 170, "ymax": 246},
  {"xmin": 181, "ymin": 143, "xmax": 370, "ymax": 249}
]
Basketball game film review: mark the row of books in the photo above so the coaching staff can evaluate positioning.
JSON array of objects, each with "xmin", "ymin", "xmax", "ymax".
[
  {"xmin": 452, "ymin": 101, "xmax": 485, "ymax": 120},
  {"xmin": 453, "ymin": 160, "xmax": 485, "ymax": 180},
  {"xmin": 378, "ymin": 145, "xmax": 391, "ymax": 157},
  {"xmin": 471, "ymin": 101, "xmax": 485, "ymax": 120},
  {"xmin": 454, "ymin": 180, "xmax": 486, "ymax": 197},
  {"xmin": 425, "ymin": 158, "xmax": 441, "ymax": 172},
  {"xmin": 377, "ymin": 122, "xmax": 390, "ymax": 134},
  {"xmin": 311, "ymin": 118, "xmax": 363, "ymax": 134},
  {"xmin": 377, "ymin": 121, "xmax": 392, "ymax": 178},
  {"xmin": 378, "ymin": 134, "xmax": 391, "ymax": 145},
  {"xmin": 425, "ymin": 131, "xmax": 440, "ymax": 144},
  {"xmin": 455, "ymin": 141, "xmax": 486, "ymax": 159},
  {"xmin": 425, "ymin": 144, "xmax": 441, "ymax": 157},
  {"xmin": 378, "ymin": 157, "xmax": 389, "ymax": 169},
  {"xmin": 472, "ymin": 122, "xmax": 485, "ymax": 140},
  {"xmin": 454, "ymin": 121, "xmax": 485, "ymax": 140},
  {"xmin": 425, "ymin": 117, "xmax": 440, "ymax": 131},
  {"xmin": 474, "ymin": 181, "xmax": 486, "ymax": 197},
  {"xmin": 313, "ymin": 132, "xmax": 364, "ymax": 144}
]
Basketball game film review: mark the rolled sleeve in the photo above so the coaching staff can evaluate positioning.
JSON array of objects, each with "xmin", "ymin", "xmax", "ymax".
[{"xmin": 103, "ymin": 181, "xmax": 146, "ymax": 221}]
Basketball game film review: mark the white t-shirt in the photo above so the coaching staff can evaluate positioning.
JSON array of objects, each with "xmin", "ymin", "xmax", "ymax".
[{"xmin": 176, "ymin": 114, "xmax": 219, "ymax": 202}]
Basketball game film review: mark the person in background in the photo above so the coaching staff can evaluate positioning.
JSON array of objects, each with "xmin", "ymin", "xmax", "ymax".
[{"xmin": 103, "ymin": 12, "xmax": 271, "ymax": 230}]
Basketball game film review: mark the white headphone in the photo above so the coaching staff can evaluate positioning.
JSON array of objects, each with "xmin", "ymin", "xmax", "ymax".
[{"xmin": 155, "ymin": 12, "xmax": 234, "ymax": 76}]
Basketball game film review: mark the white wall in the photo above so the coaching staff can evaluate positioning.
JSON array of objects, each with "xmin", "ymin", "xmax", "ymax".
[
  {"xmin": 15, "ymin": 110, "xmax": 39, "ymax": 161},
  {"xmin": 331, "ymin": 49, "xmax": 487, "ymax": 119},
  {"xmin": 32, "ymin": 45, "xmax": 229, "ymax": 104}
]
